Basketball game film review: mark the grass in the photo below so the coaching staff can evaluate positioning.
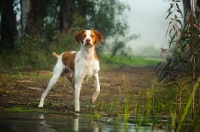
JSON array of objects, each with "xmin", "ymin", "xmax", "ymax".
[
  {"xmin": 89, "ymin": 74, "xmax": 200, "ymax": 131},
  {"xmin": 100, "ymin": 54, "xmax": 162, "ymax": 67}
]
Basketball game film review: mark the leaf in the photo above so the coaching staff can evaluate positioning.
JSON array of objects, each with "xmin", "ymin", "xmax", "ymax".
[
  {"xmin": 176, "ymin": 9, "xmax": 183, "ymax": 18},
  {"xmin": 165, "ymin": 21, "xmax": 172, "ymax": 37},
  {"xmin": 163, "ymin": 61, "xmax": 171, "ymax": 71},
  {"xmin": 158, "ymin": 71, "xmax": 168, "ymax": 82},
  {"xmin": 165, "ymin": 11, "xmax": 173, "ymax": 20},
  {"xmin": 196, "ymin": 4, "xmax": 200, "ymax": 13},
  {"xmin": 176, "ymin": 19, "xmax": 183, "ymax": 28},
  {"xmin": 169, "ymin": 28, "xmax": 173, "ymax": 37},
  {"xmin": 155, "ymin": 62, "xmax": 164, "ymax": 75},
  {"xmin": 169, "ymin": 33, "xmax": 176, "ymax": 47},
  {"xmin": 179, "ymin": 59, "xmax": 189, "ymax": 64},
  {"xmin": 167, "ymin": 4, "xmax": 173, "ymax": 13},
  {"xmin": 176, "ymin": 3, "xmax": 180, "ymax": 11}
]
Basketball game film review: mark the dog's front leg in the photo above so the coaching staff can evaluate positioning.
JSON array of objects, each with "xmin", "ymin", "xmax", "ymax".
[
  {"xmin": 74, "ymin": 72, "xmax": 85, "ymax": 112},
  {"xmin": 90, "ymin": 73, "xmax": 100, "ymax": 104},
  {"xmin": 74, "ymin": 83, "xmax": 81, "ymax": 112}
]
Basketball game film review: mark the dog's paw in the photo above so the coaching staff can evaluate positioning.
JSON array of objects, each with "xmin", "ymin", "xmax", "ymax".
[
  {"xmin": 74, "ymin": 110, "xmax": 80, "ymax": 113},
  {"xmin": 38, "ymin": 104, "xmax": 43, "ymax": 108},
  {"xmin": 90, "ymin": 98, "xmax": 95, "ymax": 104}
]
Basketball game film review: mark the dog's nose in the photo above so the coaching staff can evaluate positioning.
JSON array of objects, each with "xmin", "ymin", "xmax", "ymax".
[{"xmin": 86, "ymin": 38, "xmax": 90, "ymax": 42}]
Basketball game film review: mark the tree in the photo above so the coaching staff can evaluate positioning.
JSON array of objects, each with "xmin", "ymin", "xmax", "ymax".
[
  {"xmin": 58, "ymin": 0, "xmax": 74, "ymax": 33},
  {"xmin": 0, "ymin": 0, "xmax": 132, "ymax": 58},
  {"xmin": 25, "ymin": 0, "xmax": 50, "ymax": 33},
  {"xmin": 0, "ymin": 0, "xmax": 17, "ymax": 52}
]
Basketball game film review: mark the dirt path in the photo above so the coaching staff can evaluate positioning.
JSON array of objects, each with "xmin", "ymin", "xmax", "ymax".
[{"xmin": 0, "ymin": 66, "xmax": 156, "ymax": 111}]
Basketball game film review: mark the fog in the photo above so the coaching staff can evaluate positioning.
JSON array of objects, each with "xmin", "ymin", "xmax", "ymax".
[{"xmin": 120, "ymin": 0, "xmax": 183, "ymax": 57}]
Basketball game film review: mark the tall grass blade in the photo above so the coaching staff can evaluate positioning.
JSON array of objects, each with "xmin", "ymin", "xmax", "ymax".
[{"xmin": 176, "ymin": 79, "xmax": 199, "ymax": 132}]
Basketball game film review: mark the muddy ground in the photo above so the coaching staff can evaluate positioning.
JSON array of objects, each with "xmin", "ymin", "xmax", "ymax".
[{"xmin": 0, "ymin": 66, "xmax": 156, "ymax": 112}]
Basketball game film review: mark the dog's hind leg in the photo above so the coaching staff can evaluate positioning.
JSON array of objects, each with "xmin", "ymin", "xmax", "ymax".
[
  {"xmin": 66, "ymin": 69, "xmax": 75, "ymax": 90},
  {"xmin": 38, "ymin": 60, "xmax": 64, "ymax": 107},
  {"xmin": 90, "ymin": 73, "xmax": 100, "ymax": 104}
]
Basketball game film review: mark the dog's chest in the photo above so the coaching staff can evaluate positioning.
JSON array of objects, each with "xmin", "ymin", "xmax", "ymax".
[
  {"xmin": 75, "ymin": 52, "xmax": 99, "ymax": 75},
  {"xmin": 85, "ymin": 54, "xmax": 93, "ymax": 61}
]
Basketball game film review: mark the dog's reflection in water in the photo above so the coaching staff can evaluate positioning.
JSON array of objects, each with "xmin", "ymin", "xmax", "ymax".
[
  {"xmin": 38, "ymin": 114, "xmax": 56, "ymax": 132},
  {"xmin": 38, "ymin": 113, "xmax": 99, "ymax": 132}
]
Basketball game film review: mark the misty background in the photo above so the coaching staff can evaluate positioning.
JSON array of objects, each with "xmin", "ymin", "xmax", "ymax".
[{"xmin": 120, "ymin": 0, "xmax": 183, "ymax": 57}]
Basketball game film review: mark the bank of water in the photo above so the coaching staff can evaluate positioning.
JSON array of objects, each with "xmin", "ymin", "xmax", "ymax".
[{"xmin": 0, "ymin": 112, "xmax": 174, "ymax": 132}]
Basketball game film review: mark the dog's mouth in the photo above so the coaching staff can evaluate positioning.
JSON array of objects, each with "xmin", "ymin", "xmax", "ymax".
[{"xmin": 84, "ymin": 43, "xmax": 93, "ymax": 47}]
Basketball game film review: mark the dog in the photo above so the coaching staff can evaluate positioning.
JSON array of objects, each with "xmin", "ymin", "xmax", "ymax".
[{"xmin": 38, "ymin": 30, "xmax": 103, "ymax": 112}]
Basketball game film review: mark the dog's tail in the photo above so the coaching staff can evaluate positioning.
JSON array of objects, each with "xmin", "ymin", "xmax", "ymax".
[{"xmin": 53, "ymin": 52, "xmax": 59, "ymax": 59}]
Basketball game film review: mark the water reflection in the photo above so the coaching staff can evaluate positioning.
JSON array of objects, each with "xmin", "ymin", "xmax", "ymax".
[
  {"xmin": 37, "ymin": 113, "xmax": 97, "ymax": 132},
  {"xmin": 72, "ymin": 113, "xmax": 99, "ymax": 132},
  {"xmin": 38, "ymin": 114, "xmax": 56, "ymax": 132},
  {"xmin": 73, "ymin": 114, "xmax": 79, "ymax": 131},
  {"xmin": 38, "ymin": 113, "xmax": 100, "ymax": 132},
  {"xmin": 0, "ymin": 112, "xmax": 173, "ymax": 132}
]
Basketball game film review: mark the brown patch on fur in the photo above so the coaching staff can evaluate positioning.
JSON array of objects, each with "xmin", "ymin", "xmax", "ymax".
[
  {"xmin": 75, "ymin": 30, "xmax": 86, "ymax": 43},
  {"xmin": 91, "ymin": 30, "xmax": 103, "ymax": 44},
  {"xmin": 62, "ymin": 51, "xmax": 77, "ymax": 71},
  {"xmin": 94, "ymin": 51, "xmax": 98, "ymax": 60}
]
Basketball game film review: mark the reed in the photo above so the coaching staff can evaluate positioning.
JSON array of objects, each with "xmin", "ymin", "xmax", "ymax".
[{"xmin": 91, "ymin": 73, "xmax": 200, "ymax": 131}]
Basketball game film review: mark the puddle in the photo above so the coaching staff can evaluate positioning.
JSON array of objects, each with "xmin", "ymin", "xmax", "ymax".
[{"xmin": 0, "ymin": 112, "xmax": 174, "ymax": 132}]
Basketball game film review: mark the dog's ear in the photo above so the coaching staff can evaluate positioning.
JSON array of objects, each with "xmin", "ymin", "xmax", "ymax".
[
  {"xmin": 75, "ymin": 30, "xmax": 85, "ymax": 43},
  {"xmin": 93, "ymin": 30, "xmax": 103, "ymax": 44}
]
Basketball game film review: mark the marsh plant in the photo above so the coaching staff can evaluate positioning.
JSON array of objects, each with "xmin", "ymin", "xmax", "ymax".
[{"xmin": 155, "ymin": 0, "xmax": 200, "ymax": 131}]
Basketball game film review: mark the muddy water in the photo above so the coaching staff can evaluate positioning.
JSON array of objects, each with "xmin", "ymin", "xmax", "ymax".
[{"xmin": 0, "ymin": 112, "xmax": 174, "ymax": 132}]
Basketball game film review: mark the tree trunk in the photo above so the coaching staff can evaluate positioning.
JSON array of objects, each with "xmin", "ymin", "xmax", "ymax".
[
  {"xmin": 20, "ymin": 0, "xmax": 30, "ymax": 33},
  {"xmin": 0, "ymin": 0, "xmax": 17, "ymax": 52},
  {"xmin": 25, "ymin": 0, "xmax": 48, "ymax": 33},
  {"xmin": 182, "ymin": 0, "xmax": 200, "ymax": 23},
  {"xmin": 59, "ymin": 0, "xmax": 74, "ymax": 33}
]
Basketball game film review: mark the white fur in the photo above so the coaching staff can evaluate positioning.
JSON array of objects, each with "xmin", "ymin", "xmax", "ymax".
[{"xmin": 38, "ymin": 30, "xmax": 100, "ymax": 112}]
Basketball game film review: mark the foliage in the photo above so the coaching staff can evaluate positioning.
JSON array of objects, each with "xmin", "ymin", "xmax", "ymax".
[
  {"xmin": 0, "ymin": 0, "xmax": 136, "ymax": 70},
  {"xmin": 110, "ymin": 34, "xmax": 140, "ymax": 57},
  {"xmin": 155, "ymin": 1, "xmax": 200, "ymax": 83},
  {"xmin": 12, "ymin": 29, "xmax": 78, "ymax": 71}
]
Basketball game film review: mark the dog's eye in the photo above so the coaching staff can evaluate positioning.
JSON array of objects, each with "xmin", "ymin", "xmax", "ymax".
[
  {"xmin": 91, "ymin": 35, "xmax": 94, "ymax": 38},
  {"xmin": 82, "ymin": 35, "xmax": 86, "ymax": 38}
]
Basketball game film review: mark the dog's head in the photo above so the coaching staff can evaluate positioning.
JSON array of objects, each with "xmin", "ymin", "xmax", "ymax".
[{"xmin": 75, "ymin": 30, "xmax": 103, "ymax": 47}]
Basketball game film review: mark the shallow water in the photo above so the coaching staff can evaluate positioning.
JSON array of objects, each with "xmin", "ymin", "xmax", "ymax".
[{"xmin": 0, "ymin": 112, "xmax": 174, "ymax": 132}]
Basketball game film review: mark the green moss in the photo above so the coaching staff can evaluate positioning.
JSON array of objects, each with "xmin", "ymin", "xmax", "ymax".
[{"xmin": 4, "ymin": 106, "xmax": 35, "ymax": 113}]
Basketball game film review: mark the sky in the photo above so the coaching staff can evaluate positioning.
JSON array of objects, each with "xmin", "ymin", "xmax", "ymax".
[{"xmin": 119, "ymin": 0, "xmax": 183, "ymax": 57}]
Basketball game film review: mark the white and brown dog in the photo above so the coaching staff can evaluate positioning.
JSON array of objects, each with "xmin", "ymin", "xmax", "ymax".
[{"xmin": 38, "ymin": 30, "xmax": 103, "ymax": 112}]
